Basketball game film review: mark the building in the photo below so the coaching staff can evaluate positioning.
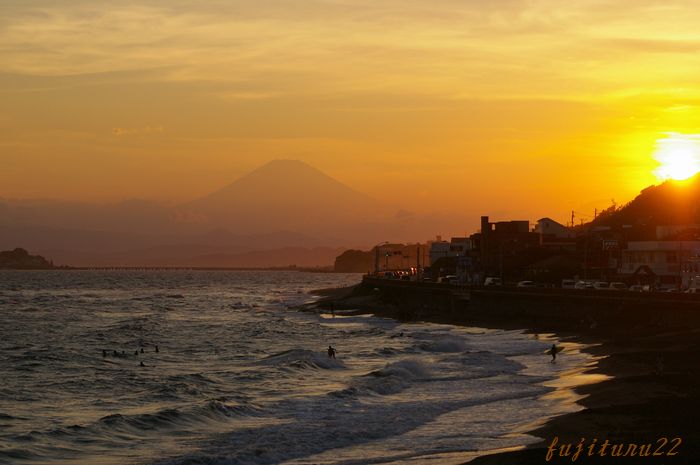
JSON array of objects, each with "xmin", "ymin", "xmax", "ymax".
[
  {"xmin": 429, "ymin": 240, "xmax": 451, "ymax": 266},
  {"xmin": 534, "ymin": 217, "xmax": 577, "ymax": 253},
  {"xmin": 656, "ymin": 225, "xmax": 700, "ymax": 240},
  {"xmin": 374, "ymin": 242, "xmax": 429, "ymax": 273},
  {"xmin": 478, "ymin": 216, "xmax": 540, "ymax": 279},
  {"xmin": 619, "ymin": 241, "xmax": 700, "ymax": 287},
  {"xmin": 535, "ymin": 217, "xmax": 573, "ymax": 238},
  {"xmin": 681, "ymin": 257, "xmax": 700, "ymax": 290},
  {"xmin": 428, "ymin": 237, "xmax": 472, "ymax": 266}
]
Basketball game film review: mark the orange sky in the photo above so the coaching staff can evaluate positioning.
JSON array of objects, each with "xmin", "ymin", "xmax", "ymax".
[{"xmin": 3, "ymin": 1, "xmax": 700, "ymax": 228}]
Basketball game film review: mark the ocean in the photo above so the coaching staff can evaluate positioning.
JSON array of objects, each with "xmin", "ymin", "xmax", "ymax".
[{"xmin": 0, "ymin": 271, "xmax": 598, "ymax": 465}]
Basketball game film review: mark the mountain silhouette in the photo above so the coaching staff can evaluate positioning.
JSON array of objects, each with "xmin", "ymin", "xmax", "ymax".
[
  {"xmin": 182, "ymin": 159, "xmax": 386, "ymax": 237},
  {"xmin": 0, "ymin": 159, "xmax": 449, "ymax": 266}
]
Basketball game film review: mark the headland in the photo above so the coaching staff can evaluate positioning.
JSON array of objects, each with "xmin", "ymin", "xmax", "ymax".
[{"xmin": 0, "ymin": 248, "xmax": 53, "ymax": 269}]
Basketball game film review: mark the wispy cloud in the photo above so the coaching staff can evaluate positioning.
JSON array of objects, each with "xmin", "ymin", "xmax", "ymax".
[{"xmin": 2, "ymin": 1, "xmax": 698, "ymax": 102}]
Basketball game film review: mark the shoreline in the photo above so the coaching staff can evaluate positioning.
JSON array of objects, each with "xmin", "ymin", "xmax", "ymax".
[{"xmin": 306, "ymin": 284, "xmax": 700, "ymax": 464}]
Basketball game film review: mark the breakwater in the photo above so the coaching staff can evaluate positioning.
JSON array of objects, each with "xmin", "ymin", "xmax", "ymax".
[{"xmin": 360, "ymin": 277, "xmax": 700, "ymax": 334}]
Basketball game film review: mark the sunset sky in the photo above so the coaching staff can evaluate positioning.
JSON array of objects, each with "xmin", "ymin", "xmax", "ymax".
[{"xmin": 3, "ymin": 0, "xmax": 700, "ymax": 228}]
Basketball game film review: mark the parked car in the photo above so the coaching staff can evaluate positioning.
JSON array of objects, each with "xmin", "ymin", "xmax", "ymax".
[
  {"xmin": 516, "ymin": 280, "xmax": 537, "ymax": 288},
  {"xmin": 484, "ymin": 277, "xmax": 502, "ymax": 286},
  {"xmin": 592, "ymin": 282, "xmax": 609, "ymax": 290},
  {"xmin": 437, "ymin": 275, "xmax": 457, "ymax": 284},
  {"xmin": 629, "ymin": 284, "xmax": 650, "ymax": 292},
  {"xmin": 609, "ymin": 282, "xmax": 627, "ymax": 290},
  {"xmin": 574, "ymin": 281, "xmax": 593, "ymax": 289},
  {"xmin": 561, "ymin": 279, "xmax": 577, "ymax": 289}
]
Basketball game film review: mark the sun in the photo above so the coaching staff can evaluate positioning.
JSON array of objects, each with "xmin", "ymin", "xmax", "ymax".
[{"xmin": 653, "ymin": 133, "xmax": 700, "ymax": 181}]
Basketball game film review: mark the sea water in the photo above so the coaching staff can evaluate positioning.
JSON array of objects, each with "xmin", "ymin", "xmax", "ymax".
[{"xmin": 0, "ymin": 271, "xmax": 597, "ymax": 465}]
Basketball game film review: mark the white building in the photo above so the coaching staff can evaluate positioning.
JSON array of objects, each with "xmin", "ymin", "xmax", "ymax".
[
  {"xmin": 534, "ymin": 217, "xmax": 576, "ymax": 252},
  {"xmin": 428, "ymin": 237, "xmax": 472, "ymax": 266},
  {"xmin": 534, "ymin": 218, "xmax": 574, "ymax": 239},
  {"xmin": 619, "ymin": 241, "xmax": 700, "ymax": 285}
]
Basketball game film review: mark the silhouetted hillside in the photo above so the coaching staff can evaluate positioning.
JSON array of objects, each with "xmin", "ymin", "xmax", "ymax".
[
  {"xmin": 0, "ymin": 248, "xmax": 52, "ymax": 269},
  {"xmin": 589, "ymin": 174, "xmax": 700, "ymax": 228},
  {"xmin": 334, "ymin": 249, "xmax": 374, "ymax": 273}
]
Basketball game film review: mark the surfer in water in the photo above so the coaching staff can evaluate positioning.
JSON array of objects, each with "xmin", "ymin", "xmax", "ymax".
[{"xmin": 327, "ymin": 345, "xmax": 336, "ymax": 359}]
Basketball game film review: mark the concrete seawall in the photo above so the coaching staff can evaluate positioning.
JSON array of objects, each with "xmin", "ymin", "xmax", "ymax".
[{"xmin": 360, "ymin": 276, "xmax": 700, "ymax": 333}]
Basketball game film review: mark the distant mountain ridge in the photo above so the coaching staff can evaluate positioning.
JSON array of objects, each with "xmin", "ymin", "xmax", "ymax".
[
  {"xmin": 0, "ymin": 160, "xmax": 405, "ymax": 266},
  {"xmin": 0, "ymin": 159, "xmax": 464, "ymax": 266}
]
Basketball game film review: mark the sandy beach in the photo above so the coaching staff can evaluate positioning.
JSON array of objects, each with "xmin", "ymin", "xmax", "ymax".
[{"xmin": 309, "ymin": 284, "xmax": 700, "ymax": 464}]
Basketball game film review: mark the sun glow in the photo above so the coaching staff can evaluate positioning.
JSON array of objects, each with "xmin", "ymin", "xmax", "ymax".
[{"xmin": 653, "ymin": 133, "xmax": 700, "ymax": 181}]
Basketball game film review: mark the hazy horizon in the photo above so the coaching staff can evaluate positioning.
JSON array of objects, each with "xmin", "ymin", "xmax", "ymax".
[{"xmin": 1, "ymin": 159, "xmax": 485, "ymax": 266}]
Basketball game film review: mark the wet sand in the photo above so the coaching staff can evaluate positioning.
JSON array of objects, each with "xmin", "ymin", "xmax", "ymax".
[{"xmin": 308, "ymin": 285, "xmax": 700, "ymax": 464}]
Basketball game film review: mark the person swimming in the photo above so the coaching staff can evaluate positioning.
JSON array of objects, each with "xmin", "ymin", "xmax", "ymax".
[
  {"xmin": 327, "ymin": 345, "xmax": 336, "ymax": 359},
  {"xmin": 139, "ymin": 361, "xmax": 145, "ymax": 367},
  {"xmin": 102, "ymin": 349, "xmax": 107, "ymax": 357}
]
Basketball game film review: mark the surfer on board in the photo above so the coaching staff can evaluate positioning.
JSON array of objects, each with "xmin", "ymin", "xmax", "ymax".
[{"xmin": 327, "ymin": 345, "xmax": 336, "ymax": 359}]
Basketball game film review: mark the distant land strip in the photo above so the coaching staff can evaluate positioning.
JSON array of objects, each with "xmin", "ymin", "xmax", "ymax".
[{"xmin": 51, "ymin": 266, "xmax": 337, "ymax": 272}]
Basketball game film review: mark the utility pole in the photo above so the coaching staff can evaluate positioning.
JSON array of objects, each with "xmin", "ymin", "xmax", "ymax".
[{"xmin": 571, "ymin": 210, "xmax": 575, "ymax": 228}]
